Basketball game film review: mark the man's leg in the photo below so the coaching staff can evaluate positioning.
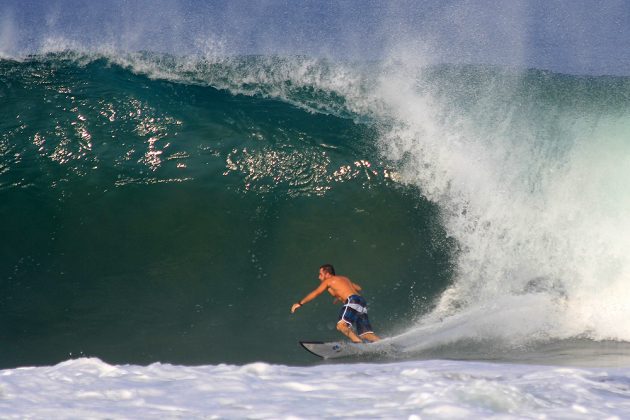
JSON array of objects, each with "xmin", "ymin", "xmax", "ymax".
[
  {"xmin": 356, "ymin": 315, "xmax": 379, "ymax": 342},
  {"xmin": 337, "ymin": 321, "xmax": 362, "ymax": 343},
  {"xmin": 360, "ymin": 332, "xmax": 380, "ymax": 342}
]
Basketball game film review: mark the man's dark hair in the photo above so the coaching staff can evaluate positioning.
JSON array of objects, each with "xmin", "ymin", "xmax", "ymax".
[{"xmin": 320, "ymin": 264, "xmax": 335, "ymax": 275}]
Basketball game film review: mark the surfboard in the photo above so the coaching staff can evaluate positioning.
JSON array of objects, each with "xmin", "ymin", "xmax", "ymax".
[{"xmin": 299, "ymin": 341, "xmax": 371, "ymax": 359}]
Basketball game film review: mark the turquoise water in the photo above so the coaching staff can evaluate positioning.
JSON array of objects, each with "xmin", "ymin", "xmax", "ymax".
[
  {"xmin": 0, "ymin": 55, "xmax": 453, "ymax": 367},
  {"xmin": 2, "ymin": 53, "xmax": 630, "ymax": 369}
]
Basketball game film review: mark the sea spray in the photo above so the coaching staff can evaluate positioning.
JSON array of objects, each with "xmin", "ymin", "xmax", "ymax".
[{"xmin": 373, "ymin": 62, "xmax": 630, "ymax": 347}]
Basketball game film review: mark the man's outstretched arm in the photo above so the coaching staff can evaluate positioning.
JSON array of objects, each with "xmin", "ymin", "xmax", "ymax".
[{"xmin": 291, "ymin": 280, "xmax": 329, "ymax": 313}]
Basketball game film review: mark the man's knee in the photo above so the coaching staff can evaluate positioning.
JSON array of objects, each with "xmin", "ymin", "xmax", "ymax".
[{"xmin": 336, "ymin": 321, "xmax": 349, "ymax": 332}]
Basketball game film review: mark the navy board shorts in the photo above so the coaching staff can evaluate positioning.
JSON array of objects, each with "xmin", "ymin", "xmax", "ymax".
[{"xmin": 338, "ymin": 295, "xmax": 374, "ymax": 336}]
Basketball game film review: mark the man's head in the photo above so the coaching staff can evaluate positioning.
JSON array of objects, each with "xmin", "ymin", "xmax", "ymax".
[{"xmin": 318, "ymin": 264, "xmax": 335, "ymax": 281}]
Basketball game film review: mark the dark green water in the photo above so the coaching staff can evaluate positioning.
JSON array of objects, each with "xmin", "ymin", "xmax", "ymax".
[
  {"xmin": 5, "ymin": 53, "xmax": 630, "ymax": 369},
  {"xmin": 0, "ymin": 56, "xmax": 453, "ymax": 368}
]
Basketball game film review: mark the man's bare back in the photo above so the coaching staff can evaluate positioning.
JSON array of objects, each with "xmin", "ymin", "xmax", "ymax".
[{"xmin": 325, "ymin": 275, "xmax": 362, "ymax": 302}]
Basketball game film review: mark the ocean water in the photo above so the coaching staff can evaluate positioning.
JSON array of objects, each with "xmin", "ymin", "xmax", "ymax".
[{"xmin": 2, "ymin": 50, "xmax": 630, "ymax": 418}]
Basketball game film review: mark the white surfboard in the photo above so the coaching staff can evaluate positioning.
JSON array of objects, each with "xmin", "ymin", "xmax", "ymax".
[{"xmin": 300, "ymin": 341, "xmax": 375, "ymax": 359}]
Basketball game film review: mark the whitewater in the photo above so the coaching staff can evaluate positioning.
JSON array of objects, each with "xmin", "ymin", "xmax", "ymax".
[{"xmin": 3, "ymin": 357, "xmax": 630, "ymax": 418}]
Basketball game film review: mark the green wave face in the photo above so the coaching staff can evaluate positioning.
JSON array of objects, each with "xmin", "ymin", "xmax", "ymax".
[
  {"xmin": 0, "ymin": 55, "xmax": 452, "ymax": 367},
  {"xmin": 3, "ymin": 53, "xmax": 630, "ymax": 368}
]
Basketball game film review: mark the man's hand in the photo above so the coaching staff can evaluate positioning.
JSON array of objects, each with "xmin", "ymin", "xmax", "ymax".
[{"xmin": 291, "ymin": 303, "xmax": 301, "ymax": 313}]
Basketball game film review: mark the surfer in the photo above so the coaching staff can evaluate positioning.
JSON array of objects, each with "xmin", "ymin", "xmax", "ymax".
[{"xmin": 291, "ymin": 264, "xmax": 380, "ymax": 343}]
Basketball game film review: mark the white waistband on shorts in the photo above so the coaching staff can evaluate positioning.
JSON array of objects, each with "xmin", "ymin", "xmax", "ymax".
[{"xmin": 344, "ymin": 302, "xmax": 368, "ymax": 314}]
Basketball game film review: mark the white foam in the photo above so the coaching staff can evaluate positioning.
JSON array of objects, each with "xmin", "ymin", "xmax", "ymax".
[
  {"xmin": 369, "ymin": 59, "xmax": 630, "ymax": 344},
  {"xmin": 1, "ymin": 358, "xmax": 630, "ymax": 418}
]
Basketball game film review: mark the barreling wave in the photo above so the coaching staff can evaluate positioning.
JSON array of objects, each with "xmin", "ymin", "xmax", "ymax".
[
  {"xmin": 2, "ymin": 50, "xmax": 630, "ymax": 367},
  {"xmin": 0, "ymin": 52, "xmax": 447, "ymax": 367},
  {"xmin": 0, "ymin": 52, "xmax": 390, "ymax": 194}
]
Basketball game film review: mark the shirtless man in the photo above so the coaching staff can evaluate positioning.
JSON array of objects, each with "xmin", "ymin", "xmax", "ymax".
[{"xmin": 291, "ymin": 264, "xmax": 380, "ymax": 343}]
